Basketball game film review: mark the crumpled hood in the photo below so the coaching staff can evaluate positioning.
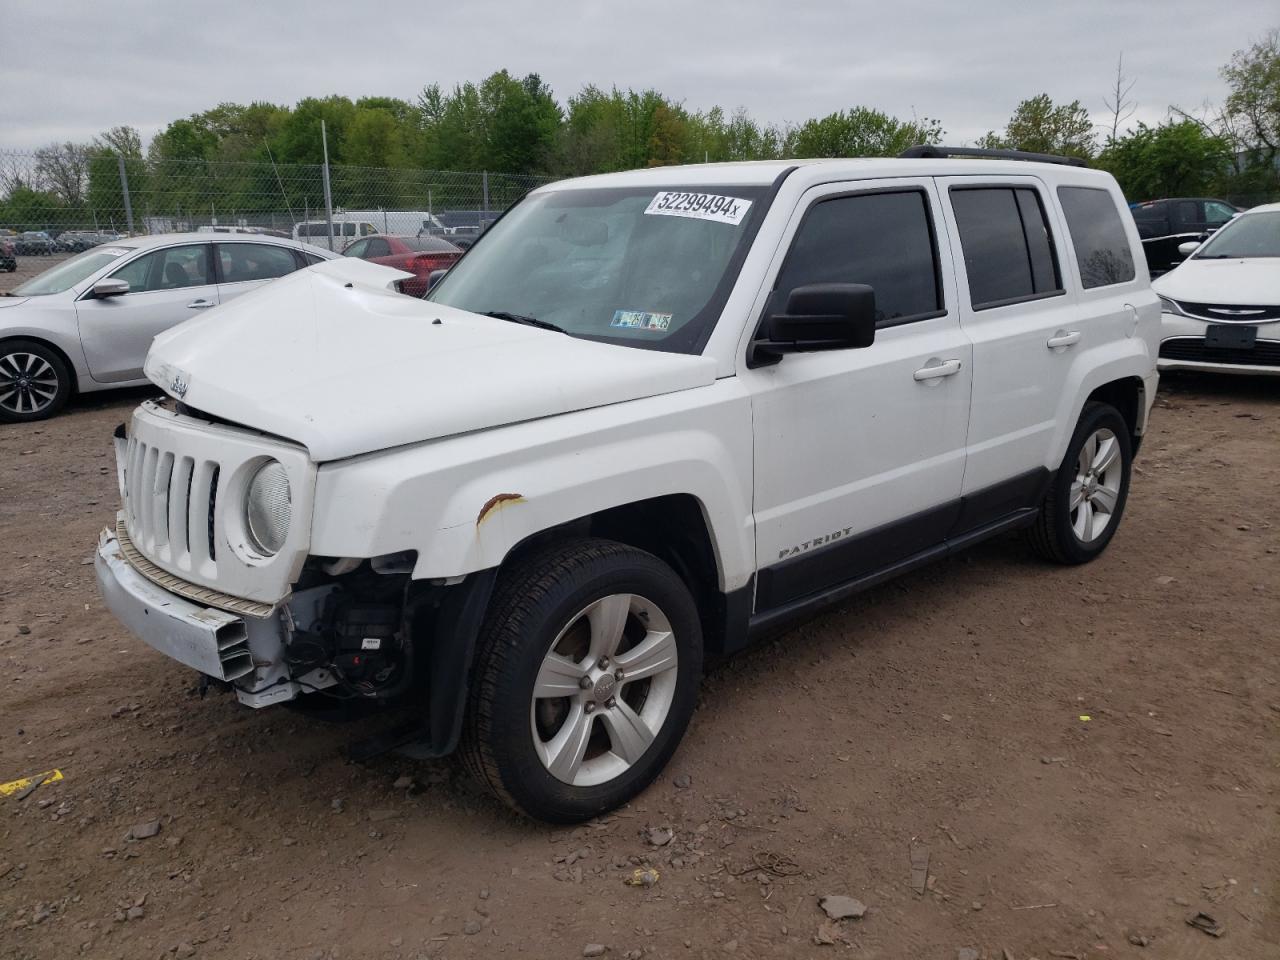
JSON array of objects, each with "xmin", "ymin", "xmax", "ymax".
[
  {"xmin": 1152, "ymin": 258, "xmax": 1280, "ymax": 305},
  {"xmin": 145, "ymin": 258, "xmax": 717, "ymax": 462}
]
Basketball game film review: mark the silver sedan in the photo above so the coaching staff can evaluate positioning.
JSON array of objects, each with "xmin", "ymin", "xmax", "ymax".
[{"xmin": 0, "ymin": 233, "xmax": 337, "ymax": 422}]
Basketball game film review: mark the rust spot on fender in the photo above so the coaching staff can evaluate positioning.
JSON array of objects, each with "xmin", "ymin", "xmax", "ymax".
[{"xmin": 476, "ymin": 493, "xmax": 525, "ymax": 527}]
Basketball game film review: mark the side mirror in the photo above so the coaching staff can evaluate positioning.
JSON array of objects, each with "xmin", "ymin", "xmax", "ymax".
[
  {"xmin": 427, "ymin": 268, "xmax": 449, "ymax": 291},
  {"xmin": 1177, "ymin": 240, "xmax": 1201, "ymax": 258},
  {"xmin": 749, "ymin": 283, "xmax": 877, "ymax": 367},
  {"xmin": 92, "ymin": 278, "xmax": 130, "ymax": 298}
]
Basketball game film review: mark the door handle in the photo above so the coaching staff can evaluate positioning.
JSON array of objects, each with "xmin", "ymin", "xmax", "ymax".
[
  {"xmin": 187, "ymin": 299, "xmax": 215, "ymax": 309},
  {"xmin": 1046, "ymin": 330, "xmax": 1081, "ymax": 349},
  {"xmin": 913, "ymin": 358, "xmax": 962, "ymax": 381}
]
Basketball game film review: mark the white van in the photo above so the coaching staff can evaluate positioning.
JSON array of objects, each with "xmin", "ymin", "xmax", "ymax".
[{"xmin": 291, "ymin": 219, "xmax": 380, "ymax": 252}]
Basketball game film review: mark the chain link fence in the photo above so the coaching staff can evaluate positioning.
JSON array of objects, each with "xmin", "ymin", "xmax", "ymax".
[{"xmin": 0, "ymin": 147, "xmax": 558, "ymax": 252}]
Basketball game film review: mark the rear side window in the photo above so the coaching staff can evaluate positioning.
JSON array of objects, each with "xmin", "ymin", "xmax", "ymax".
[
  {"xmin": 1056, "ymin": 186, "xmax": 1136, "ymax": 289},
  {"xmin": 950, "ymin": 187, "xmax": 1062, "ymax": 310},
  {"xmin": 771, "ymin": 189, "xmax": 943, "ymax": 327},
  {"xmin": 217, "ymin": 243, "xmax": 299, "ymax": 283}
]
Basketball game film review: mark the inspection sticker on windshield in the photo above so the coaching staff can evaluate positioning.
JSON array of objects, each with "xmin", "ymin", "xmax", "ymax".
[
  {"xmin": 644, "ymin": 192, "xmax": 752, "ymax": 225},
  {"xmin": 611, "ymin": 309, "xmax": 672, "ymax": 332}
]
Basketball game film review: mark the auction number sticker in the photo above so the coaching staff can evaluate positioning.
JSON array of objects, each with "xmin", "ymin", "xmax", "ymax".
[{"xmin": 644, "ymin": 192, "xmax": 752, "ymax": 225}]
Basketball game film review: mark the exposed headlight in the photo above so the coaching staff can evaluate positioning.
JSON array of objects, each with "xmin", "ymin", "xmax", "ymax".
[
  {"xmin": 1158, "ymin": 295, "xmax": 1183, "ymax": 316},
  {"xmin": 245, "ymin": 460, "xmax": 291, "ymax": 556}
]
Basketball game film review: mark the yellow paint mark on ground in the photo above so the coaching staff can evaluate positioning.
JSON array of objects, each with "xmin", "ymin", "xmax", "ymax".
[{"xmin": 1, "ymin": 769, "xmax": 63, "ymax": 798}]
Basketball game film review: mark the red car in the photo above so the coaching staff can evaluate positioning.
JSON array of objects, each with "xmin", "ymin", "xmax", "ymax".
[
  {"xmin": 0, "ymin": 238, "xmax": 16, "ymax": 272},
  {"xmin": 342, "ymin": 235, "xmax": 463, "ymax": 297}
]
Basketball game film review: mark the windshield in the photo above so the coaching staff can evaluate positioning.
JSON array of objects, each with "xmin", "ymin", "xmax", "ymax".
[
  {"xmin": 428, "ymin": 184, "xmax": 769, "ymax": 353},
  {"xmin": 11, "ymin": 245, "xmax": 135, "ymax": 296},
  {"xmin": 1193, "ymin": 211, "xmax": 1279, "ymax": 259}
]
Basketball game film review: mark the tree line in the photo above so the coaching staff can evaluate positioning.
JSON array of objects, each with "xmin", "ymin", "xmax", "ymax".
[{"xmin": 2, "ymin": 29, "xmax": 1276, "ymax": 231}]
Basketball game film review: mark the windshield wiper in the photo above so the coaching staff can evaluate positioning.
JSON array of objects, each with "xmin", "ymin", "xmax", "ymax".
[{"xmin": 481, "ymin": 310, "xmax": 567, "ymax": 334}]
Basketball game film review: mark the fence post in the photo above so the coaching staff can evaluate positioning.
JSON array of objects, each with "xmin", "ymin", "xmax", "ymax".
[
  {"xmin": 321, "ymin": 120, "xmax": 336, "ymax": 252},
  {"xmin": 482, "ymin": 171, "xmax": 489, "ymax": 227},
  {"xmin": 116, "ymin": 154, "xmax": 135, "ymax": 235}
]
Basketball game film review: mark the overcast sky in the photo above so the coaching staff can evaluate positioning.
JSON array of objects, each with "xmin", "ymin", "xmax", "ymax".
[{"xmin": 2, "ymin": 1, "xmax": 1275, "ymax": 153}]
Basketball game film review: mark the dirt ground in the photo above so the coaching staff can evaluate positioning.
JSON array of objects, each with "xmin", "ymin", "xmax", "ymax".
[{"xmin": 1, "ymin": 273, "xmax": 1278, "ymax": 959}]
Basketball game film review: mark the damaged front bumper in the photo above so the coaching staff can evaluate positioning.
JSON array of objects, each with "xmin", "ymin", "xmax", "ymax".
[{"xmin": 95, "ymin": 524, "xmax": 307, "ymax": 708}]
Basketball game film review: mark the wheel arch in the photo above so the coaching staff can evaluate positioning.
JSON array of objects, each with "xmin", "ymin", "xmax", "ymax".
[
  {"xmin": 1084, "ymin": 375, "xmax": 1146, "ymax": 454},
  {"xmin": 0, "ymin": 334, "xmax": 81, "ymax": 395}
]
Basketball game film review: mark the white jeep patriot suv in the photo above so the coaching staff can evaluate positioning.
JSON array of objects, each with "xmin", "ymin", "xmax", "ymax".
[{"xmin": 96, "ymin": 148, "xmax": 1159, "ymax": 823}]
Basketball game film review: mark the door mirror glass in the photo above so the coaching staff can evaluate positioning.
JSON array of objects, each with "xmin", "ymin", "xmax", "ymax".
[
  {"xmin": 92, "ymin": 278, "xmax": 130, "ymax": 298},
  {"xmin": 427, "ymin": 268, "xmax": 450, "ymax": 291},
  {"xmin": 1177, "ymin": 240, "xmax": 1201, "ymax": 258}
]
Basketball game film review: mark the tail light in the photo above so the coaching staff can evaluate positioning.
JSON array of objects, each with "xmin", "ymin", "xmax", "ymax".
[{"xmin": 410, "ymin": 254, "xmax": 457, "ymax": 274}]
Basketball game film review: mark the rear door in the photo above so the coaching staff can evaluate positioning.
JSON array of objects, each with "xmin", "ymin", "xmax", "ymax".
[
  {"xmin": 936, "ymin": 176, "xmax": 1080, "ymax": 519},
  {"xmin": 75, "ymin": 243, "xmax": 218, "ymax": 382},
  {"xmin": 214, "ymin": 241, "xmax": 306, "ymax": 305}
]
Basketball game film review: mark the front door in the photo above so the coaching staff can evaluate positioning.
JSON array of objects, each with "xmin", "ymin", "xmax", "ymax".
[
  {"xmin": 75, "ymin": 243, "xmax": 217, "ymax": 382},
  {"xmin": 745, "ymin": 179, "xmax": 972, "ymax": 611}
]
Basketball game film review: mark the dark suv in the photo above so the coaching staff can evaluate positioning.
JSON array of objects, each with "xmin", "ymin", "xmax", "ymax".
[{"xmin": 1130, "ymin": 198, "xmax": 1240, "ymax": 275}]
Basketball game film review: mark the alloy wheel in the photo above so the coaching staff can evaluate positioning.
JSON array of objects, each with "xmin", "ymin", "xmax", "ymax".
[
  {"xmin": 530, "ymin": 593, "xmax": 679, "ymax": 787},
  {"xmin": 1069, "ymin": 427, "xmax": 1122, "ymax": 543},
  {"xmin": 0, "ymin": 351, "xmax": 60, "ymax": 416}
]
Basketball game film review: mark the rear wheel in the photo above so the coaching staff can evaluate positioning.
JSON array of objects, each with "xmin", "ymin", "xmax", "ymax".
[
  {"xmin": 0, "ymin": 340, "xmax": 72, "ymax": 423},
  {"xmin": 460, "ymin": 539, "xmax": 702, "ymax": 823},
  {"xmin": 1028, "ymin": 402, "xmax": 1132, "ymax": 564}
]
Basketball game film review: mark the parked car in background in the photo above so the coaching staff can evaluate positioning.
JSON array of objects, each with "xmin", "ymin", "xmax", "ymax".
[
  {"xmin": 57, "ymin": 231, "xmax": 110, "ymax": 253},
  {"xmin": 0, "ymin": 238, "xmax": 15, "ymax": 272},
  {"xmin": 0, "ymin": 233, "xmax": 337, "ymax": 422},
  {"xmin": 1153, "ymin": 202, "xmax": 1280, "ymax": 376},
  {"xmin": 343, "ymin": 234, "xmax": 463, "ymax": 296},
  {"xmin": 16, "ymin": 231, "xmax": 58, "ymax": 255},
  {"xmin": 1131, "ymin": 197, "xmax": 1241, "ymax": 275}
]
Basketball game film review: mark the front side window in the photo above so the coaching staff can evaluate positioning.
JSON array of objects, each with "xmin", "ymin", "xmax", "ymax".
[
  {"xmin": 950, "ymin": 187, "xmax": 1062, "ymax": 308},
  {"xmin": 1204, "ymin": 201, "xmax": 1238, "ymax": 226},
  {"xmin": 1056, "ymin": 186, "xmax": 1137, "ymax": 288},
  {"xmin": 770, "ymin": 190, "xmax": 943, "ymax": 326},
  {"xmin": 110, "ymin": 245, "xmax": 210, "ymax": 293},
  {"xmin": 217, "ymin": 243, "xmax": 298, "ymax": 283},
  {"xmin": 428, "ymin": 184, "xmax": 770, "ymax": 354}
]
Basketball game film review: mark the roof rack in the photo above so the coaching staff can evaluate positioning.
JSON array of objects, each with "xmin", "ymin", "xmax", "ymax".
[{"xmin": 899, "ymin": 144, "xmax": 1087, "ymax": 168}]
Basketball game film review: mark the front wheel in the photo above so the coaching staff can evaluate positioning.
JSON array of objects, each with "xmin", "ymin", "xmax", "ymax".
[
  {"xmin": 1028, "ymin": 401, "xmax": 1133, "ymax": 564},
  {"xmin": 0, "ymin": 339, "xmax": 72, "ymax": 423},
  {"xmin": 460, "ymin": 539, "xmax": 702, "ymax": 823}
]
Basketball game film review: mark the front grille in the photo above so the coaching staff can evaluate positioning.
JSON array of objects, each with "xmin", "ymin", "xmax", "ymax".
[
  {"xmin": 1173, "ymin": 300, "xmax": 1280, "ymax": 323},
  {"xmin": 1160, "ymin": 337, "xmax": 1280, "ymax": 366},
  {"xmin": 116, "ymin": 519, "xmax": 273, "ymax": 620},
  {"xmin": 123, "ymin": 436, "xmax": 221, "ymax": 577}
]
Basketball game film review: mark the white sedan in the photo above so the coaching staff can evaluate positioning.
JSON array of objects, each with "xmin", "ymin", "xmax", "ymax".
[
  {"xmin": 1153, "ymin": 202, "xmax": 1280, "ymax": 376},
  {"xmin": 0, "ymin": 233, "xmax": 337, "ymax": 421}
]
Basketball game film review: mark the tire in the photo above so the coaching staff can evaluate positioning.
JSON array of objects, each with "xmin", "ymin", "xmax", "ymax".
[
  {"xmin": 0, "ymin": 339, "xmax": 72, "ymax": 423},
  {"xmin": 460, "ymin": 538, "xmax": 703, "ymax": 823},
  {"xmin": 1028, "ymin": 401, "xmax": 1133, "ymax": 564}
]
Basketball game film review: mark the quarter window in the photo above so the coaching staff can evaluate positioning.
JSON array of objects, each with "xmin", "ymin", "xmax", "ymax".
[
  {"xmin": 217, "ymin": 243, "xmax": 299, "ymax": 283},
  {"xmin": 950, "ymin": 187, "xmax": 1062, "ymax": 309},
  {"xmin": 771, "ymin": 190, "xmax": 943, "ymax": 326},
  {"xmin": 1056, "ymin": 186, "xmax": 1137, "ymax": 289}
]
